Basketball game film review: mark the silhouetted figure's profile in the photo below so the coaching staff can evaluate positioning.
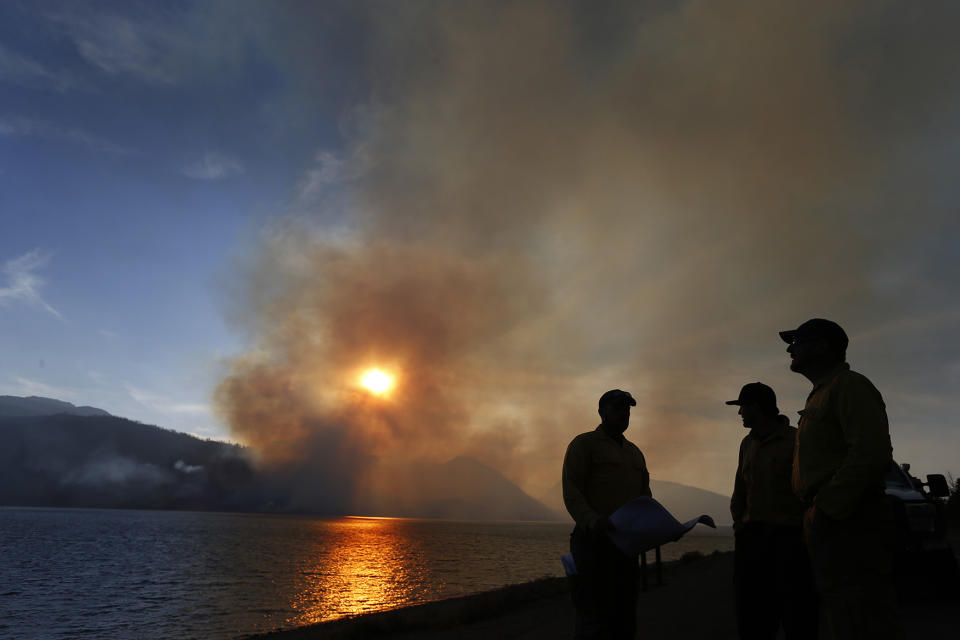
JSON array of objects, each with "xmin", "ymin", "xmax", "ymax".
[
  {"xmin": 727, "ymin": 382, "xmax": 817, "ymax": 640},
  {"xmin": 781, "ymin": 318, "xmax": 903, "ymax": 639},
  {"xmin": 562, "ymin": 389, "xmax": 651, "ymax": 640}
]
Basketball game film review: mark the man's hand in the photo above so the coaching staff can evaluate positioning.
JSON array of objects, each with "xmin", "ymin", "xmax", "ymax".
[
  {"xmin": 591, "ymin": 515, "xmax": 616, "ymax": 533},
  {"xmin": 804, "ymin": 504, "xmax": 828, "ymax": 530}
]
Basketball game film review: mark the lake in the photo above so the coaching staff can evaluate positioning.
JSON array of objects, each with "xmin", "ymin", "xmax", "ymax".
[{"xmin": 0, "ymin": 507, "xmax": 732, "ymax": 639}]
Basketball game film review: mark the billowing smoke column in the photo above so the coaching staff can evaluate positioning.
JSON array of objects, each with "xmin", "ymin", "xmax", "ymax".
[
  {"xmin": 215, "ymin": 235, "xmax": 547, "ymax": 511},
  {"xmin": 217, "ymin": 0, "xmax": 960, "ymax": 510}
]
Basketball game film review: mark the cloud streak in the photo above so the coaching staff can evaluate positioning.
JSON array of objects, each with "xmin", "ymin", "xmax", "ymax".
[
  {"xmin": 181, "ymin": 152, "xmax": 245, "ymax": 180},
  {"xmin": 296, "ymin": 148, "xmax": 376, "ymax": 204},
  {"xmin": 38, "ymin": 3, "xmax": 253, "ymax": 87},
  {"xmin": 0, "ymin": 376, "xmax": 77, "ymax": 401},
  {"xmin": 0, "ymin": 116, "xmax": 130, "ymax": 155},
  {"xmin": 0, "ymin": 44, "xmax": 88, "ymax": 92},
  {"xmin": 126, "ymin": 384, "xmax": 212, "ymax": 416},
  {"xmin": 0, "ymin": 250, "xmax": 63, "ymax": 320},
  {"xmin": 44, "ymin": 8, "xmax": 181, "ymax": 85}
]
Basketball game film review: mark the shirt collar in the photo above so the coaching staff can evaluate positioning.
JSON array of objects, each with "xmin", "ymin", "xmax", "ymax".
[
  {"xmin": 595, "ymin": 424, "xmax": 625, "ymax": 446},
  {"xmin": 750, "ymin": 420, "xmax": 791, "ymax": 444},
  {"xmin": 811, "ymin": 362, "xmax": 850, "ymax": 392}
]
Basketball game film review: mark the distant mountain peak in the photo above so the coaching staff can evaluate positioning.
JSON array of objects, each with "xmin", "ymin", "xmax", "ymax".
[
  {"xmin": 352, "ymin": 454, "xmax": 561, "ymax": 521},
  {"xmin": 444, "ymin": 454, "xmax": 493, "ymax": 470},
  {"xmin": 539, "ymin": 477, "xmax": 733, "ymax": 526},
  {"xmin": 0, "ymin": 395, "xmax": 111, "ymax": 417}
]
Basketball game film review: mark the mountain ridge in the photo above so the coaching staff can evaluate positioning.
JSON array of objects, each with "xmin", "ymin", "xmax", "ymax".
[
  {"xmin": 0, "ymin": 395, "xmax": 111, "ymax": 417},
  {"xmin": 539, "ymin": 477, "xmax": 733, "ymax": 526},
  {"xmin": 0, "ymin": 396, "xmax": 558, "ymax": 521}
]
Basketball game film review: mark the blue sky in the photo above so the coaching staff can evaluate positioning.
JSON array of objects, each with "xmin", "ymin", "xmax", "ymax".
[
  {"xmin": 0, "ymin": 0, "xmax": 358, "ymax": 437},
  {"xmin": 2, "ymin": 1, "xmax": 959, "ymax": 496}
]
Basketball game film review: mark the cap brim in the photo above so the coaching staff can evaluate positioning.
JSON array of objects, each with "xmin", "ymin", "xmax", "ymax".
[
  {"xmin": 778, "ymin": 330, "xmax": 797, "ymax": 344},
  {"xmin": 602, "ymin": 399, "xmax": 637, "ymax": 408},
  {"xmin": 725, "ymin": 400, "xmax": 741, "ymax": 406},
  {"xmin": 600, "ymin": 394, "xmax": 637, "ymax": 408}
]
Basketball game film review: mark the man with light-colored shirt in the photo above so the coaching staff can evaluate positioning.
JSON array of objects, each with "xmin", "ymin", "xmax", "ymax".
[
  {"xmin": 562, "ymin": 389, "xmax": 651, "ymax": 640},
  {"xmin": 727, "ymin": 382, "xmax": 816, "ymax": 640},
  {"xmin": 781, "ymin": 318, "xmax": 902, "ymax": 639}
]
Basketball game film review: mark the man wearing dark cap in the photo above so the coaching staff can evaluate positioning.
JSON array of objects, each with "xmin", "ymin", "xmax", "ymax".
[
  {"xmin": 562, "ymin": 389, "xmax": 651, "ymax": 640},
  {"xmin": 727, "ymin": 382, "xmax": 816, "ymax": 640},
  {"xmin": 781, "ymin": 318, "xmax": 902, "ymax": 639}
]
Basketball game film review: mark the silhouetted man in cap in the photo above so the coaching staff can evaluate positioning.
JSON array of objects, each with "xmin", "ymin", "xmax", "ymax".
[
  {"xmin": 727, "ymin": 382, "xmax": 817, "ymax": 640},
  {"xmin": 781, "ymin": 318, "xmax": 902, "ymax": 639},
  {"xmin": 562, "ymin": 389, "xmax": 652, "ymax": 640}
]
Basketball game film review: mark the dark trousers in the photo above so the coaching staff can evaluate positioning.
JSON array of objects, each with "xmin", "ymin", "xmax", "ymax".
[
  {"xmin": 570, "ymin": 526, "xmax": 639, "ymax": 640},
  {"xmin": 734, "ymin": 522, "xmax": 818, "ymax": 640},
  {"xmin": 804, "ymin": 495, "xmax": 904, "ymax": 640}
]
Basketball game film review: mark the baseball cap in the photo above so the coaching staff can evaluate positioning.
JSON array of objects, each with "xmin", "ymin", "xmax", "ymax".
[
  {"xmin": 598, "ymin": 389, "xmax": 636, "ymax": 410},
  {"xmin": 725, "ymin": 382, "xmax": 778, "ymax": 413},
  {"xmin": 779, "ymin": 318, "xmax": 849, "ymax": 353}
]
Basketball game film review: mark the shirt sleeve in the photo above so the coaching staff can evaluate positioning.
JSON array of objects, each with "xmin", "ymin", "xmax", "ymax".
[
  {"xmin": 562, "ymin": 437, "xmax": 599, "ymax": 528},
  {"xmin": 637, "ymin": 449, "xmax": 653, "ymax": 498},
  {"xmin": 814, "ymin": 373, "xmax": 894, "ymax": 519},
  {"xmin": 730, "ymin": 437, "xmax": 748, "ymax": 529}
]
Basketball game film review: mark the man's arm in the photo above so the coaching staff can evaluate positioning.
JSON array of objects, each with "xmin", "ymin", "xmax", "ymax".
[
  {"xmin": 814, "ymin": 373, "xmax": 894, "ymax": 520},
  {"xmin": 636, "ymin": 449, "xmax": 653, "ymax": 498},
  {"xmin": 562, "ymin": 438, "xmax": 600, "ymax": 528},
  {"xmin": 730, "ymin": 438, "xmax": 747, "ymax": 529}
]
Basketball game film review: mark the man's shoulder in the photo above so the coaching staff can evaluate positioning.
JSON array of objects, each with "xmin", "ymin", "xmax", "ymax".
[
  {"xmin": 776, "ymin": 425, "xmax": 798, "ymax": 450},
  {"xmin": 570, "ymin": 428, "xmax": 601, "ymax": 442},
  {"xmin": 833, "ymin": 367, "xmax": 883, "ymax": 398},
  {"xmin": 623, "ymin": 436, "xmax": 645, "ymax": 457},
  {"xmin": 566, "ymin": 428, "xmax": 602, "ymax": 450}
]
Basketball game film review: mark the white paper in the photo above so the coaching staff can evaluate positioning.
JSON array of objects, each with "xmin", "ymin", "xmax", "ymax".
[
  {"xmin": 607, "ymin": 496, "xmax": 715, "ymax": 556},
  {"xmin": 560, "ymin": 497, "xmax": 716, "ymax": 574}
]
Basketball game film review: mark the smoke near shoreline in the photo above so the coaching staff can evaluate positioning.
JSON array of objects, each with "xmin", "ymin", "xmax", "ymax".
[{"xmin": 216, "ymin": 1, "xmax": 960, "ymax": 505}]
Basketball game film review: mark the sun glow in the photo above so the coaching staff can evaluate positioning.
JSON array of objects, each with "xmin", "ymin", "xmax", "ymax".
[{"xmin": 360, "ymin": 368, "xmax": 394, "ymax": 395}]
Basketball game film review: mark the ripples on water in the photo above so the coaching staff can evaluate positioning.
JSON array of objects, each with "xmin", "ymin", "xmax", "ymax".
[{"xmin": 0, "ymin": 507, "xmax": 732, "ymax": 639}]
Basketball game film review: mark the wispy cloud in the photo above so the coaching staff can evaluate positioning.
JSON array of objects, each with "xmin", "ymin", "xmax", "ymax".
[
  {"xmin": 169, "ymin": 403, "xmax": 213, "ymax": 415},
  {"xmin": 0, "ymin": 249, "xmax": 63, "ymax": 320},
  {"xmin": 125, "ymin": 384, "xmax": 212, "ymax": 416},
  {"xmin": 44, "ymin": 3, "xmax": 252, "ymax": 85},
  {"xmin": 0, "ymin": 376, "xmax": 77, "ymax": 401},
  {"xmin": 46, "ymin": 10, "xmax": 182, "ymax": 85},
  {"xmin": 0, "ymin": 44, "xmax": 89, "ymax": 92},
  {"xmin": 296, "ymin": 148, "xmax": 375, "ymax": 204},
  {"xmin": 0, "ymin": 116, "xmax": 131, "ymax": 155},
  {"xmin": 181, "ymin": 152, "xmax": 245, "ymax": 180}
]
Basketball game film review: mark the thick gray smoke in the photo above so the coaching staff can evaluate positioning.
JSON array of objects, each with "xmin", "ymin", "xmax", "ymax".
[{"xmin": 216, "ymin": 0, "xmax": 960, "ymax": 506}]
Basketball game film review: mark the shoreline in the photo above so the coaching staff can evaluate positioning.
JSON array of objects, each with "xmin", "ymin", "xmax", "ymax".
[
  {"xmin": 242, "ymin": 574, "xmax": 570, "ymax": 640},
  {"xmin": 243, "ymin": 547, "xmax": 960, "ymax": 640},
  {"xmin": 242, "ymin": 550, "xmax": 723, "ymax": 640}
]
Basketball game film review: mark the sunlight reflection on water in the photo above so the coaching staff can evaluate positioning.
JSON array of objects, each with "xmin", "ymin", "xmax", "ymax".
[{"xmin": 290, "ymin": 517, "xmax": 422, "ymax": 624}]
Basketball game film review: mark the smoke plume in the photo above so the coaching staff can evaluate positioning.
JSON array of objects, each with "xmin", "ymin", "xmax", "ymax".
[{"xmin": 216, "ymin": 0, "xmax": 960, "ymax": 507}]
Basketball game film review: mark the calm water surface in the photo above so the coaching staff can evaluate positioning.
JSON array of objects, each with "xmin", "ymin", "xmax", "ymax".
[{"xmin": 0, "ymin": 507, "xmax": 732, "ymax": 639}]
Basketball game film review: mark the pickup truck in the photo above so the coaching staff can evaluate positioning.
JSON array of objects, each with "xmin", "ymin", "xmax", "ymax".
[{"xmin": 885, "ymin": 461, "xmax": 957, "ymax": 599}]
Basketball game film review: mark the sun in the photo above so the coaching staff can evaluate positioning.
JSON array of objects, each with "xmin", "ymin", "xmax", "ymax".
[{"xmin": 360, "ymin": 368, "xmax": 394, "ymax": 395}]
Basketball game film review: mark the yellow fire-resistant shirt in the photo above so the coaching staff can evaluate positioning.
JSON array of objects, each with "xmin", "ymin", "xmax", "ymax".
[
  {"xmin": 562, "ymin": 425, "xmax": 652, "ymax": 528},
  {"xmin": 792, "ymin": 363, "xmax": 894, "ymax": 520},
  {"xmin": 730, "ymin": 419, "xmax": 805, "ymax": 529}
]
